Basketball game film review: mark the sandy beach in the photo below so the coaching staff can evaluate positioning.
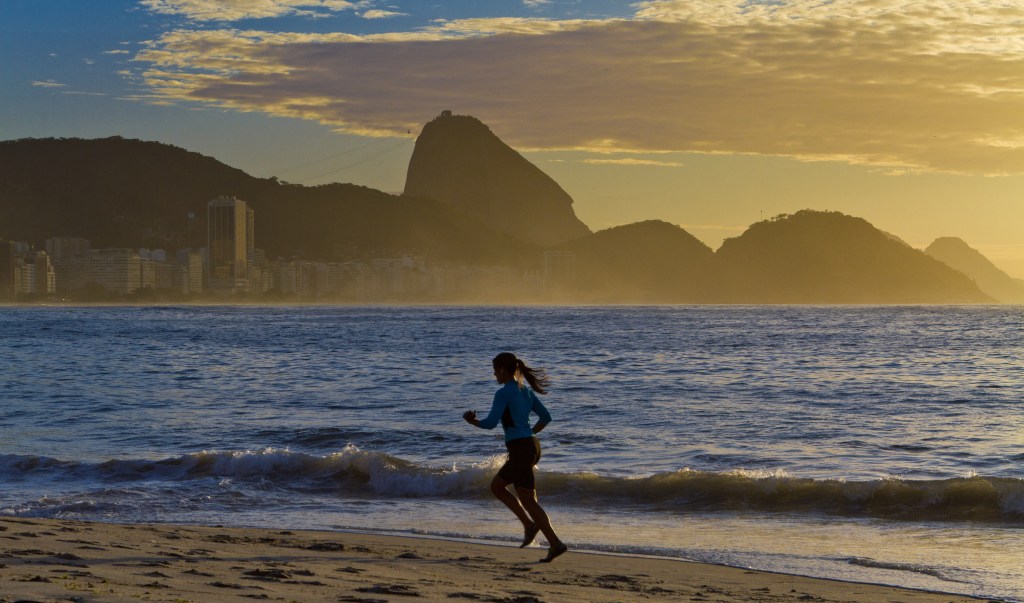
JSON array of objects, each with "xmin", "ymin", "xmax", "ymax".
[{"xmin": 0, "ymin": 516, "xmax": 990, "ymax": 603}]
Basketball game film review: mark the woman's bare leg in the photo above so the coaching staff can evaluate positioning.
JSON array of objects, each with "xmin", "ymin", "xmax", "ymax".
[
  {"xmin": 490, "ymin": 475, "xmax": 533, "ymax": 528},
  {"xmin": 516, "ymin": 486, "xmax": 564, "ymax": 551}
]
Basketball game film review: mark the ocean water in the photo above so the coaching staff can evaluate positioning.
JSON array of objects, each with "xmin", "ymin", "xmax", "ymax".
[{"xmin": 1, "ymin": 305, "xmax": 1021, "ymax": 600}]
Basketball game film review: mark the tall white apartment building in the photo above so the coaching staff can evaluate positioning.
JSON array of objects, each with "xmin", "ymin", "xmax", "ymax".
[{"xmin": 87, "ymin": 249, "xmax": 141, "ymax": 294}]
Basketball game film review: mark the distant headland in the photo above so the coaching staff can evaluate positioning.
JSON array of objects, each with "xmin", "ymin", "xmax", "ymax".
[{"xmin": 1, "ymin": 111, "xmax": 1019, "ymax": 304}]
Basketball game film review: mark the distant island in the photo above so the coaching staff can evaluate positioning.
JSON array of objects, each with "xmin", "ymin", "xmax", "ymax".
[{"xmin": 0, "ymin": 111, "xmax": 1015, "ymax": 304}]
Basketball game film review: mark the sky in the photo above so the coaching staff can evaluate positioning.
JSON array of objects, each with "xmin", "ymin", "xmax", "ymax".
[{"xmin": 3, "ymin": 0, "xmax": 1023, "ymax": 277}]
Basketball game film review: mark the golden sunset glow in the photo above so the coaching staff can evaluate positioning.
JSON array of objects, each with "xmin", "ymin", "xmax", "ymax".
[
  {"xmin": 4, "ymin": 0, "xmax": 1024, "ymax": 277},
  {"xmin": 3, "ymin": 4, "xmax": 1024, "ymax": 600},
  {"xmin": 135, "ymin": 1, "xmax": 1024, "ymax": 175}
]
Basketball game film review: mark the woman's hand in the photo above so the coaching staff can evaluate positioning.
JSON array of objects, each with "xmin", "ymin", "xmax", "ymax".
[{"xmin": 463, "ymin": 410, "xmax": 477, "ymax": 425}]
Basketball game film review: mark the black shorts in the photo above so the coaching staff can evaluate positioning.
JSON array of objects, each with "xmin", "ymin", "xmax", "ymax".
[{"xmin": 497, "ymin": 436, "xmax": 542, "ymax": 490}]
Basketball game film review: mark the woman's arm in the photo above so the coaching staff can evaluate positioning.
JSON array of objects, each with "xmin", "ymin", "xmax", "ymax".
[
  {"xmin": 466, "ymin": 391, "xmax": 506, "ymax": 429},
  {"xmin": 530, "ymin": 390, "xmax": 552, "ymax": 434}
]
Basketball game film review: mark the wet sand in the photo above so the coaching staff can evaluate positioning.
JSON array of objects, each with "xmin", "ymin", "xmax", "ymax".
[{"xmin": 0, "ymin": 516, "xmax": 989, "ymax": 603}]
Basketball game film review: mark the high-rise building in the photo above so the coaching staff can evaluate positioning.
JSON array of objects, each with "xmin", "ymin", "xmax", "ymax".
[
  {"xmin": 87, "ymin": 249, "xmax": 141, "ymax": 294},
  {"xmin": 139, "ymin": 258, "xmax": 157, "ymax": 290},
  {"xmin": 0, "ymin": 240, "xmax": 15, "ymax": 299},
  {"xmin": 175, "ymin": 249, "xmax": 204, "ymax": 294},
  {"xmin": 46, "ymin": 237, "xmax": 90, "ymax": 261},
  {"xmin": 15, "ymin": 259, "xmax": 36, "ymax": 295},
  {"xmin": 207, "ymin": 196, "xmax": 254, "ymax": 292},
  {"xmin": 33, "ymin": 251, "xmax": 56, "ymax": 296}
]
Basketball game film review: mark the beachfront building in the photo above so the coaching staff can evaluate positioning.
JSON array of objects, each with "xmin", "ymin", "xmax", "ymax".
[
  {"xmin": 247, "ymin": 248, "xmax": 272, "ymax": 293},
  {"xmin": 175, "ymin": 249, "xmax": 204, "ymax": 294},
  {"xmin": 0, "ymin": 240, "xmax": 16, "ymax": 298},
  {"xmin": 207, "ymin": 196, "xmax": 254, "ymax": 293},
  {"xmin": 45, "ymin": 237, "xmax": 91, "ymax": 261},
  {"xmin": 7, "ymin": 251, "xmax": 57, "ymax": 297},
  {"xmin": 85, "ymin": 249, "xmax": 142, "ymax": 294},
  {"xmin": 34, "ymin": 252, "xmax": 56, "ymax": 296},
  {"xmin": 53, "ymin": 248, "xmax": 141, "ymax": 295},
  {"xmin": 139, "ymin": 257, "xmax": 157, "ymax": 290},
  {"xmin": 15, "ymin": 260, "xmax": 36, "ymax": 294}
]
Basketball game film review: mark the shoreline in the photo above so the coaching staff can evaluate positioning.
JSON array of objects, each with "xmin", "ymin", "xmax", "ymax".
[
  {"xmin": 0, "ymin": 517, "xmax": 993, "ymax": 603},
  {"xmin": 2, "ymin": 301, "xmax": 1017, "ymax": 308}
]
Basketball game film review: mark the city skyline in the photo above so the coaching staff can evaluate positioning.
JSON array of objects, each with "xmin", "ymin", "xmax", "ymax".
[
  {"xmin": 0, "ymin": 193, "xmax": 585, "ymax": 302},
  {"xmin": 3, "ymin": 1, "xmax": 1024, "ymax": 277}
]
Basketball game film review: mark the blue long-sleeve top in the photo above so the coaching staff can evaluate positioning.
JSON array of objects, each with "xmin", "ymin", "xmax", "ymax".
[{"xmin": 477, "ymin": 380, "xmax": 551, "ymax": 442}]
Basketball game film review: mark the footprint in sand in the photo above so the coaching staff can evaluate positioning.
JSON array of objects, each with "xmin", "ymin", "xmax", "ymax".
[
  {"xmin": 305, "ymin": 541, "xmax": 346, "ymax": 551},
  {"xmin": 447, "ymin": 592, "xmax": 497, "ymax": 601},
  {"xmin": 14, "ymin": 574, "xmax": 53, "ymax": 583},
  {"xmin": 355, "ymin": 584, "xmax": 421, "ymax": 597},
  {"xmin": 128, "ymin": 560, "xmax": 172, "ymax": 568},
  {"xmin": 49, "ymin": 569, "xmax": 99, "ymax": 579},
  {"xmin": 209, "ymin": 580, "xmax": 254, "ymax": 589},
  {"xmin": 10, "ymin": 548, "xmax": 51, "ymax": 555},
  {"xmin": 140, "ymin": 580, "xmax": 172, "ymax": 589},
  {"xmin": 53, "ymin": 552, "xmax": 84, "ymax": 561},
  {"xmin": 396, "ymin": 551, "xmax": 423, "ymax": 559},
  {"xmin": 182, "ymin": 568, "xmax": 215, "ymax": 577},
  {"xmin": 207, "ymin": 533, "xmax": 238, "ymax": 544},
  {"xmin": 242, "ymin": 568, "xmax": 293, "ymax": 582}
]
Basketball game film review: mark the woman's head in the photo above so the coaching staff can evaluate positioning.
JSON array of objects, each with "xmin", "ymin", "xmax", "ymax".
[{"xmin": 492, "ymin": 352, "xmax": 550, "ymax": 394}]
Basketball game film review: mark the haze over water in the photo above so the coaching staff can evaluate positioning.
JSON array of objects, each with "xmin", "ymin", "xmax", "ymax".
[{"xmin": 1, "ymin": 305, "xmax": 1021, "ymax": 600}]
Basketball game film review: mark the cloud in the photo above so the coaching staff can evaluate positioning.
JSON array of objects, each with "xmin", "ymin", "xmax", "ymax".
[
  {"xmin": 103, "ymin": 50, "xmax": 132, "ymax": 55},
  {"xmin": 133, "ymin": 0, "xmax": 1024, "ymax": 174},
  {"xmin": 139, "ymin": 0, "xmax": 357, "ymax": 22},
  {"xmin": 361, "ymin": 9, "xmax": 406, "ymax": 19},
  {"xmin": 582, "ymin": 157, "xmax": 684, "ymax": 167},
  {"xmin": 32, "ymin": 80, "xmax": 105, "ymax": 97}
]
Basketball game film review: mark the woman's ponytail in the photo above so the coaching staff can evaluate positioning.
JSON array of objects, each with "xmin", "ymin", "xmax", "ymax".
[{"xmin": 494, "ymin": 353, "xmax": 550, "ymax": 394}]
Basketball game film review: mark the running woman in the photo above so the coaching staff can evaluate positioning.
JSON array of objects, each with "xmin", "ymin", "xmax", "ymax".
[{"xmin": 463, "ymin": 352, "xmax": 567, "ymax": 563}]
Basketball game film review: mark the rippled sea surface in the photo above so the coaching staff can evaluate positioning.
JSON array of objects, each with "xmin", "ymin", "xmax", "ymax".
[{"xmin": 1, "ymin": 305, "xmax": 1022, "ymax": 600}]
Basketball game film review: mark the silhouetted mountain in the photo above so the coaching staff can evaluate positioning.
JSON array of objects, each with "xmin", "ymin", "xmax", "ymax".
[
  {"xmin": 716, "ymin": 210, "xmax": 991, "ymax": 303},
  {"xmin": 0, "ymin": 131, "xmax": 1006, "ymax": 304},
  {"xmin": 0, "ymin": 136, "xmax": 535, "ymax": 265},
  {"xmin": 562, "ymin": 220, "xmax": 715, "ymax": 302},
  {"xmin": 880, "ymin": 230, "xmax": 913, "ymax": 247},
  {"xmin": 404, "ymin": 111, "xmax": 591, "ymax": 247},
  {"xmin": 925, "ymin": 237, "xmax": 1024, "ymax": 303}
]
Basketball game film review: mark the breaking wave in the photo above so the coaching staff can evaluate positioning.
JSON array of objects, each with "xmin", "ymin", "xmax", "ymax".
[{"xmin": 3, "ymin": 448, "xmax": 1022, "ymax": 523}]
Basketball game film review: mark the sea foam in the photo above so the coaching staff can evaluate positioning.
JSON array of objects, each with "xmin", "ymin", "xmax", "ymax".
[{"xmin": 3, "ymin": 449, "xmax": 1022, "ymax": 523}]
